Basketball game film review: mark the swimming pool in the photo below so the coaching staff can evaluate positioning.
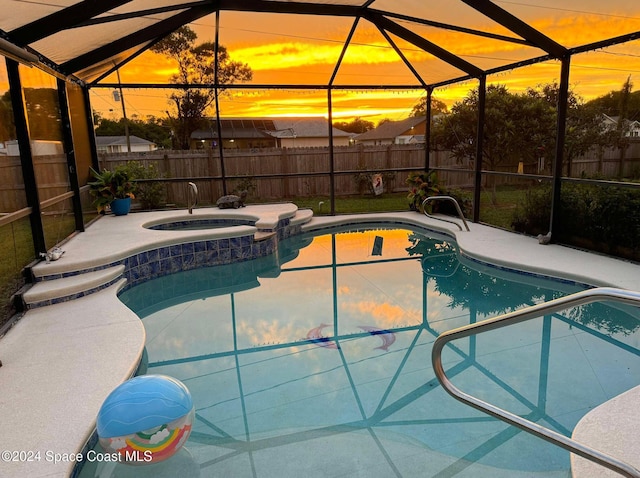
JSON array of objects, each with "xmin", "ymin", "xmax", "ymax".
[{"xmin": 78, "ymin": 224, "xmax": 640, "ymax": 477}]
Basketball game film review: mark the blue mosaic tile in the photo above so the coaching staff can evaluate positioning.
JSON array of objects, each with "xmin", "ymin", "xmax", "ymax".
[
  {"xmin": 195, "ymin": 251, "xmax": 208, "ymax": 265},
  {"xmin": 33, "ymin": 210, "xmax": 308, "ymax": 303},
  {"xmin": 206, "ymin": 249, "xmax": 219, "ymax": 262},
  {"xmin": 160, "ymin": 258, "xmax": 172, "ymax": 273},
  {"xmin": 218, "ymin": 249, "xmax": 231, "ymax": 263},
  {"xmin": 130, "ymin": 267, "xmax": 141, "ymax": 281},
  {"xmin": 183, "ymin": 253, "xmax": 195, "ymax": 269},
  {"xmin": 165, "ymin": 257, "xmax": 178, "ymax": 273},
  {"xmin": 231, "ymin": 248, "xmax": 241, "ymax": 261}
]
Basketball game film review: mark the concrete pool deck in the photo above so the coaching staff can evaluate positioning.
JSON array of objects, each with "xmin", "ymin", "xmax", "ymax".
[{"xmin": 0, "ymin": 204, "xmax": 638, "ymax": 477}]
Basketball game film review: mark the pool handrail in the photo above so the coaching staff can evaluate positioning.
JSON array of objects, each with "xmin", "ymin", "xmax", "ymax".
[
  {"xmin": 187, "ymin": 182, "xmax": 198, "ymax": 214},
  {"xmin": 432, "ymin": 286, "xmax": 640, "ymax": 478},
  {"xmin": 421, "ymin": 195, "xmax": 470, "ymax": 231}
]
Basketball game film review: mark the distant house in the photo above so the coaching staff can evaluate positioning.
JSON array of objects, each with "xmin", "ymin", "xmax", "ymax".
[
  {"xmin": 95, "ymin": 135, "xmax": 157, "ymax": 153},
  {"xmin": 354, "ymin": 116, "xmax": 427, "ymax": 146},
  {"xmin": 2, "ymin": 139, "xmax": 64, "ymax": 156},
  {"xmin": 602, "ymin": 114, "xmax": 640, "ymax": 138},
  {"xmin": 265, "ymin": 118, "xmax": 353, "ymax": 148},
  {"xmin": 190, "ymin": 117, "xmax": 352, "ymax": 149}
]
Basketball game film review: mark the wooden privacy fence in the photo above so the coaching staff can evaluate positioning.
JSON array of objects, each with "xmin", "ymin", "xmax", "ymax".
[
  {"xmin": 96, "ymin": 145, "xmax": 465, "ymax": 205},
  {"xmin": 1, "ymin": 154, "xmax": 70, "ymax": 213},
  {"xmin": 2, "ymin": 142, "xmax": 639, "ymax": 212}
]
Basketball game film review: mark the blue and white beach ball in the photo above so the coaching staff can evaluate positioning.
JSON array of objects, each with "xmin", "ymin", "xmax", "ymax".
[{"xmin": 97, "ymin": 375, "xmax": 194, "ymax": 464}]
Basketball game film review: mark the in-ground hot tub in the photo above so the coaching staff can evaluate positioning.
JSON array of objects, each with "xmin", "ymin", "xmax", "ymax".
[{"xmin": 143, "ymin": 217, "xmax": 256, "ymax": 231}]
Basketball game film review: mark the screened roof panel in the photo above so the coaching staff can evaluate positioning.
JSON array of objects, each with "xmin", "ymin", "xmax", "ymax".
[
  {"xmin": 496, "ymin": 1, "xmax": 640, "ymax": 49},
  {"xmin": 216, "ymin": 11, "xmax": 355, "ymax": 86},
  {"xmin": 74, "ymin": 46, "xmax": 153, "ymax": 83},
  {"xmin": 394, "ymin": 22, "xmax": 548, "ymax": 74},
  {"xmin": 95, "ymin": 0, "xmax": 195, "ymax": 17},
  {"xmin": 0, "ymin": 0, "xmax": 74, "ymax": 31},
  {"xmin": 266, "ymin": 0, "xmax": 366, "ymax": 5},
  {"xmin": 31, "ymin": 11, "xmax": 184, "ymax": 64},
  {"xmin": 372, "ymin": 0, "xmax": 520, "ymax": 39},
  {"xmin": 0, "ymin": 0, "xmax": 638, "ymax": 86},
  {"xmin": 333, "ymin": 25, "xmax": 424, "ymax": 85}
]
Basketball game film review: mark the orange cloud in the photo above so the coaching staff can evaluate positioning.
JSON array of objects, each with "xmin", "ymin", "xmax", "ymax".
[
  {"xmin": 341, "ymin": 300, "xmax": 421, "ymax": 326},
  {"xmin": 90, "ymin": 10, "xmax": 640, "ymax": 121}
]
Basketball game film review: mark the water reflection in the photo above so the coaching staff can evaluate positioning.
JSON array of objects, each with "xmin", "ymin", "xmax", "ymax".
[{"xmin": 99, "ymin": 226, "xmax": 640, "ymax": 477}]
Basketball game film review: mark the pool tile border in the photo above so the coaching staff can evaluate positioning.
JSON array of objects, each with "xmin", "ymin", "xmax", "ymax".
[{"xmin": 26, "ymin": 218, "xmax": 302, "ymax": 308}]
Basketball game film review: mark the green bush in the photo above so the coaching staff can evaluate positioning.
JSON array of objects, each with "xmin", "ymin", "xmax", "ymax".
[
  {"xmin": 123, "ymin": 161, "xmax": 166, "ymax": 210},
  {"xmin": 512, "ymin": 182, "xmax": 640, "ymax": 260}
]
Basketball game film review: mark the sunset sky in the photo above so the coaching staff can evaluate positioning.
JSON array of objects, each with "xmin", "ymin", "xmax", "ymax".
[{"xmin": 4, "ymin": 1, "xmax": 640, "ymax": 123}]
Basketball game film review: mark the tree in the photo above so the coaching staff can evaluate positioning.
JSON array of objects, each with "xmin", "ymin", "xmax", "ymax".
[
  {"xmin": 585, "ymin": 78, "xmax": 640, "ymax": 121},
  {"xmin": 151, "ymin": 26, "xmax": 252, "ymax": 149},
  {"xmin": 23, "ymin": 88, "xmax": 63, "ymax": 141},
  {"xmin": 525, "ymin": 82, "xmax": 610, "ymax": 177},
  {"xmin": 0, "ymin": 91, "xmax": 15, "ymax": 142},
  {"xmin": 616, "ymin": 76, "xmax": 633, "ymax": 176},
  {"xmin": 433, "ymin": 85, "xmax": 554, "ymax": 181},
  {"xmin": 333, "ymin": 117, "xmax": 374, "ymax": 134},
  {"xmin": 95, "ymin": 116, "xmax": 172, "ymax": 149},
  {"xmin": 432, "ymin": 83, "xmax": 611, "ymax": 197},
  {"xmin": 410, "ymin": 96, "xmax": 448, "ymax": 117}
]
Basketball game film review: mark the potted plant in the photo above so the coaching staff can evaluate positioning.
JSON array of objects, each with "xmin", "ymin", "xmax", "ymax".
[
  {"xmin": 406, "ymin": 171, "xmax": 439, "ymax": 212},
  {"xmin": 88, "ymin": 165, "xmax": 137, "ymax": 215}
]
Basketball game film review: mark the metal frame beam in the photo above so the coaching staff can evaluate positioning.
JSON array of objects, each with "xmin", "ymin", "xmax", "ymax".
[
  {"xmin": 6, "ymin": 58, "xmax": 46, "ymax": 255},
  {"xmin": 369, "ymin": 8, "xmax": 531, "ymax": 47},
  {"xmin": 216, "ymin": 0, "xmax": 360, "ymax": 17},
  {"xmin": 473, "ymin": 76, "xmax": 486, "ymax": 223},
  {"xmin": 549, "ymin": 57, "xmax": 571, "ymax": 239},
  {"xmin": 461, "ymin": 0, "xmax": 567, "ymax": 58},
  {"xmin": 10, "ymin": 0, "xmax": 134, "ymax": 46},
  {"xmin": 56, "ymin": 78, "xmax": 84, "ymax": 232},
  {"xmin": 364, "ymin": 12, "xmax": 484, "ymax": 78},
  {"xmin": 60, "ymin": 4, "xmax": 217, "ymax": 75}
]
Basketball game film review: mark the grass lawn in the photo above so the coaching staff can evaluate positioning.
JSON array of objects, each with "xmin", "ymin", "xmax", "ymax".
[{"xmin": 290, "ymin": 187, "xmax": 528, "ymax": 230}]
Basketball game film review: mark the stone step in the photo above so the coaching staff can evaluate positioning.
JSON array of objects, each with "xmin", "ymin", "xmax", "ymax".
[
  {"xmin": 21, "ymin": 265, "xmax": 125, "ymax": 309},
  {"xmin": 290, "ymin": 207, "xmax": 314, "ymax": 226}
]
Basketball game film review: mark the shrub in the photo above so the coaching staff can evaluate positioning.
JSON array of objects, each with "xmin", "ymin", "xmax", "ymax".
[
  {"xmin": 122, "ymin": 161, "xmax": 166, "ymax": 210},
  {"xmin": 512, "ymin": 182, "xmax": 640, "ymax": 260}
]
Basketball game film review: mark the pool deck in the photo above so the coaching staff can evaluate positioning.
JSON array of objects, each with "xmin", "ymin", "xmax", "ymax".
[{"xmin": 0, "ymin": 204, "xmax": 638, "ymax": 478}]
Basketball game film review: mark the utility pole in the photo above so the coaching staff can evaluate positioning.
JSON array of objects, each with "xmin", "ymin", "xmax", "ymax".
[{"xmin": 115, "ymin": 68, "xmax": 131, "ymax": 153}]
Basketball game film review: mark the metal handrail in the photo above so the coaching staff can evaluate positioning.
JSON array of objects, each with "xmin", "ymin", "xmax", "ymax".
[
  {"xmin": 422, "ymin": 195, "xmax": 470, "ymax": 231},
  {"xmin": 432, "ymin": 287, "xmax": 640, "ymax": 478},
  {"xmin": 187, "ymin": 182, "xmax": 198, "ymax": 214}
]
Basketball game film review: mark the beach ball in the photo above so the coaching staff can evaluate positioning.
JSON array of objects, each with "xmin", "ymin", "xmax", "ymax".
[{"xmin": 97, "ymin": 375, "xmax": 194, "ymax": 465}]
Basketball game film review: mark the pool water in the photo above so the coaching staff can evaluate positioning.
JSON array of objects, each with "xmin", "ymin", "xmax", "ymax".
[{"xmin": 79, "ymin": 226, "xmax": 640, "ymax": 478}]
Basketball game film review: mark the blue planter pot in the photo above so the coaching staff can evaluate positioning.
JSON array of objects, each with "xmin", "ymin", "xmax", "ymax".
[{"xmin": 111, "ymin": 197, "xmax": 131, "ymax": 216}]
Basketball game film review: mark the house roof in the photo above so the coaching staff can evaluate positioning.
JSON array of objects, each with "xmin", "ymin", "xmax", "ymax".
[
  {"xmin": 95, "ymin": 135, "xmax": 155, "ymax": 146},
  {"xmin": 191, "ymin": 117, "xmax": 351, "ymax": 140},
  {"xmin": 268, "ymin": 118, "xmax": 352, "ymax": 138},
  {"xmin": 354, "ymin": 116, "xmax": 426, "ymax": 142},
  {"xmin": 602, "ymin": 114, "xmax": 640, "ymax": 128}
]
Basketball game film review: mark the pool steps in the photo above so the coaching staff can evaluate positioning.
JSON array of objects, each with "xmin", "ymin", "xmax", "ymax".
[
  {"xmin": 21, "ymin": 265, "xmax": 125, "ymax": 309},
  {"xmin": 19, "ymin": 206, "xmax": 314, "ymax": 310}
]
